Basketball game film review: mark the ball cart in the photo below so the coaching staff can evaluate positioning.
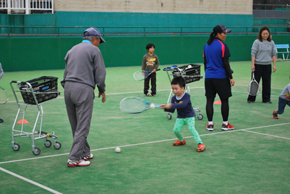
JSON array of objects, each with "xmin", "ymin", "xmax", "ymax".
[
  {"xmin": 163, "ymin": 64, "xmax": 204, "ymax": 120},
  {"xmin": 10, "ymin": 76, "xmax": 61, "ymax": 155}
]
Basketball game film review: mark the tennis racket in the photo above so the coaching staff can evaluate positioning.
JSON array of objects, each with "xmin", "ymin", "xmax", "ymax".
[
  {"xmin": 0, "ymin": 86, "xmax": 9, "ymax": 105},
  {"xmin": 120, "ymin": 97, "xmax": 161, "ymax": 114},
  {"xmin": 133, "ymin": 69, "xmax": 160, "ymax": 81},
  {"xmin": 248, "ymin": 71, "xmax": 260, "ymax": 96}
]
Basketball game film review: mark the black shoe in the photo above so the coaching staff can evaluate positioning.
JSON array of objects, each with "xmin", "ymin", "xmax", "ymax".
[{"xmin": 263, "ymin": 101, "xmax": 272, "ymax": 104}]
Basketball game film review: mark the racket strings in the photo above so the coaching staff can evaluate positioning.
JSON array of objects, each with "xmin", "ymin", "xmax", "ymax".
[
  {"xmin": 0, "ymin": 87, "xmax": 9, "ymax": 105},
  {"xmin": 249, "ymin": 81, "xmax": 259, "ymax": 95},
  {"xmin": 133, "ymin": 71, "xmax": 150, "ymax": 81},
  {"xmin": 120, "ymin": 98, "xmax": 148, "ymax": 113}
]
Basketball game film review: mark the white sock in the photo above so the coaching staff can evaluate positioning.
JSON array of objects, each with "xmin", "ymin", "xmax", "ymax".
[
  {"xmin": 223, "ymin": 121, "xmax": 228, "ymax": 125},
  {"xmin": 208, "ymin": 121, "xmax": 213, "ymax": 125}
]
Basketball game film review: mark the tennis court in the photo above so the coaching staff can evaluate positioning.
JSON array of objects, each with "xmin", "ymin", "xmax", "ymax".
[{"xmin": 0, "ymin": 61, "xmax": 289, "ymax": 194}]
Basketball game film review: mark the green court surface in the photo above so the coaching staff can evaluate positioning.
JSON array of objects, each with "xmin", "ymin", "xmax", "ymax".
[{"xmin": 0, "ymin": 61, "xmax": 289, "ymax": 194}]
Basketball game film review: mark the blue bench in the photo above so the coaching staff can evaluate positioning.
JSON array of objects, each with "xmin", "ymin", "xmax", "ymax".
[{"xmin": 275, "ymin": 44, "xmax": 290, "ymax": 60}]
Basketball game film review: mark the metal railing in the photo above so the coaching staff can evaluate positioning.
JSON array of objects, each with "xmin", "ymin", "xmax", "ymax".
[
  {"xmin": 0, "ymin": 26, "xmax": 289, "ymax": 38},
  {"xmin": 253, "ymin": 4, "xmax": 290, "ymax": 26},
  {"xmin": 0, "ymin": 0, "xmax": 54, "ymax": 14},
  {"xmin": 253, "ymin": 4, "xmax": 290, "ymax": 10}
]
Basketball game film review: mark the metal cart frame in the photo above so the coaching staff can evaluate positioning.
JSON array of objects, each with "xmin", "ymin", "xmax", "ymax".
[
  {"xmin": 10, "ymin": 77, "xmax": 61, "ymax": 155},
  {"xmin": 163, "ymin": 64, "xmax": 204, "ymax": 120}
]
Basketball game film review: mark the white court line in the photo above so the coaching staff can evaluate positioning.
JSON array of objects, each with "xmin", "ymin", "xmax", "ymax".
[
  {"xmin": 0, "ymin": 167, "xmax": 62, "ymax": 194},
  {"xmin": 0, "ymin": 123, "xmax": 289, "ymax": 194},
  {"xmin": 238, "ymin": 122, "xmax": 290, "ymax": 131},
  {"xmin": 241, "ymin": 130, "xmax": 290, "ymax": 140},
  {"xmin": 4, "ymin": 87, "xmax": 204, "ymax": 103},
  {"xmin": 5, "ymin": 85, "xmax": 281, "ymax": 103},
  {"xmin": 107, "ymin": 87, "xmax": 204, "ymax": 96},
  {"xmin": 0, "ymin": 122, "xmax": 289, "ymax": 165}
]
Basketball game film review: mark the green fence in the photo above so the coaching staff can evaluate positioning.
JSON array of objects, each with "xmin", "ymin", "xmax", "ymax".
[{"xmin": 1, "ymin": 34, "xmax": 290, "ymax": 72}]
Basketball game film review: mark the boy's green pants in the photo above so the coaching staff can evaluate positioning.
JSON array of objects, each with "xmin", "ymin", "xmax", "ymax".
[{"xmin": 173, "ymin": 117, "xmax": 203, "ymax": 144}]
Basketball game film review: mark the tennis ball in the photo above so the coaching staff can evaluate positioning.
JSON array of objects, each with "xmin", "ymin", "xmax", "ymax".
[
  {"xmin": 150, "ymin": 103, "xmax": 155, "ymax": 109},
  {"xmin": 115, "ymin": 147, "xmax": 121, "ymax": 153},
  {"xmin": 188, "ymin": 65, "xmax": 192, "ymax": 68}
]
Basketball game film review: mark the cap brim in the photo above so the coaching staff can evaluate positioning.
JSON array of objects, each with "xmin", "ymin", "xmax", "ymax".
[
  {"xmin": 100, "ymin": 37, "xmax": 106, "ymax": 43},
  {"xmin": 224, "ymin": 29, "xmax": 232, "ymax": 33}
]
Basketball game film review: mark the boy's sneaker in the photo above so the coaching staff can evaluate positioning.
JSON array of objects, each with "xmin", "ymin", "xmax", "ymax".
[
  {"xmin": 197, "ymin": 144, "xmax": 206, "ymax": 152},
  {"xmin": 173, "ymin": 138, "xmax": 186, "ymax": 146},
  {"xmin": 67, "ymin": 159, "xmax": 90, "ymax": 167},
  {"xmin": 221, "ymin": 123, "xmax": 235, "ymax": 131},
  {"xmin": 205, "ymin": 123, "xmax": 214, "ymax": 131},
  {"xmin": 273, "ymin": 111, "xmax": 279, "ymax": 119},
  {"xmin": 83, "ymin": 153, "xmax": 93, "ymax": 161}
]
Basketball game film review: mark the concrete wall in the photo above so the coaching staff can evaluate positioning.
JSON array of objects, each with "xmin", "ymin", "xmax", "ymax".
[{"xmin": 55, "ymin": 0, "xmax": 252, "ymax": 15}]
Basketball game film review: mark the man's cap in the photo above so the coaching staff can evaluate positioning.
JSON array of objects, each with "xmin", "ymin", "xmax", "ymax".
[
  {"xmin": 83, "ymin": 27, "xmax": 106, "ymax": 43},
  {"xmin": 213, "ymin": 25, "xmax": 232, "ymax": 34}
]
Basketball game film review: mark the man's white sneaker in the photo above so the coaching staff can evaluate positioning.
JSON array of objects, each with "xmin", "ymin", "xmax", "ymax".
[
  {"xmin": 67, "ymin": 159, "xmax": 90, "ymax": 167},
  {"xmin": 83, "ymin": 153, "xmax": 93, "ymax": 161}
]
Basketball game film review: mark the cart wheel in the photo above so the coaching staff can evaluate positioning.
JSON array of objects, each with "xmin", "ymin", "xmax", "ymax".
[
  {"xmin": 54, "ymin": 141, "xmax": 61, "ymax": 150},
  {"xmin": 44, "ymin": 140, "xmax": 52, "ymax": 148},
  {"xmin": 198, "ymin": 114, "xmax": 203, "ymax": 120},
  {"xmin": 33, "ymin": 147, "xmax": 41, "ymax": 155},
  {"xmin": 167, "ymin": 113, "xmax": 172, "ymax": 120},
  {"xmin": 12, "ymin": 143, "xmax": 20, "ymax": 151}
]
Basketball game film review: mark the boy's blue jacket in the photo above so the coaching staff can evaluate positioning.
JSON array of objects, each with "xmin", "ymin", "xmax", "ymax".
[{"xmin": 165, "ymin": 93, "xmax": 196, "ymax": 118}]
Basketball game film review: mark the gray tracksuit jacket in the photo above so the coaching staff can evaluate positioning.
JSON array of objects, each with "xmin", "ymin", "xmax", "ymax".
[{"xmin": 62, "ymin": 42, "xmax": 106, "ymax": 93}]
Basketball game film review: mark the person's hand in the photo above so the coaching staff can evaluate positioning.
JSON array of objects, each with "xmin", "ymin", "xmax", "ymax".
[
  {"xmin": 153, "ymin": 69, "xmax": 156, "ymax": 73},
  {"xmin": 251, "ymin": 64, "xmax": 255, "ymax": 71},
  {"xmin": 230, "ymin": 79, "xmax": 235, "ymax": 86},
  {"xmin": 160, "ymin": 104, "xmax": 172, "ymax": 109},
  {"xmin": 273, "ymin": 66, "xmax": 276, "ymax": 73},
  {"xmin": 98, "ymin": 93, "xmax": 106, "ymax": 103}
]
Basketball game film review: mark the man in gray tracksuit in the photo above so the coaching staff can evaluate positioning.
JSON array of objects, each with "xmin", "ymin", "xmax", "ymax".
[{"xmin": 62, "ymin": 27, "xmax": 106, "ymax": 167}]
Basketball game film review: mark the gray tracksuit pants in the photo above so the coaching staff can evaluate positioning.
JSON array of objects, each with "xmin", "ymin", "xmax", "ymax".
[{"xmin": 64, "ymin": 82, "xmax": 95, "ymax": 161}]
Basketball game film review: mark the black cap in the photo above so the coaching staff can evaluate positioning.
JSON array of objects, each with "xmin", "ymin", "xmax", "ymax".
[
  {"xmin": 83, "ymin": 27, "xmax": 106, "ymax": 43},
  {"xmin": 213, "ymin": 25, "xmax": 232, "ymax": 34}
]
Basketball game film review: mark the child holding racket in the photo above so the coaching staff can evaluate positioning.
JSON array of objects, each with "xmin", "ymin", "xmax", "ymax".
[
  {"xmin": 160, "ymin": 77, "xmax": 206, "ymax": 152},
  {"xmin": 273, "ymin": 83, "xmax": 290, "ymax": 119},
  {"xmin": 142, "ymin": 43, "xmax": 160, "ymax": 96}
]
